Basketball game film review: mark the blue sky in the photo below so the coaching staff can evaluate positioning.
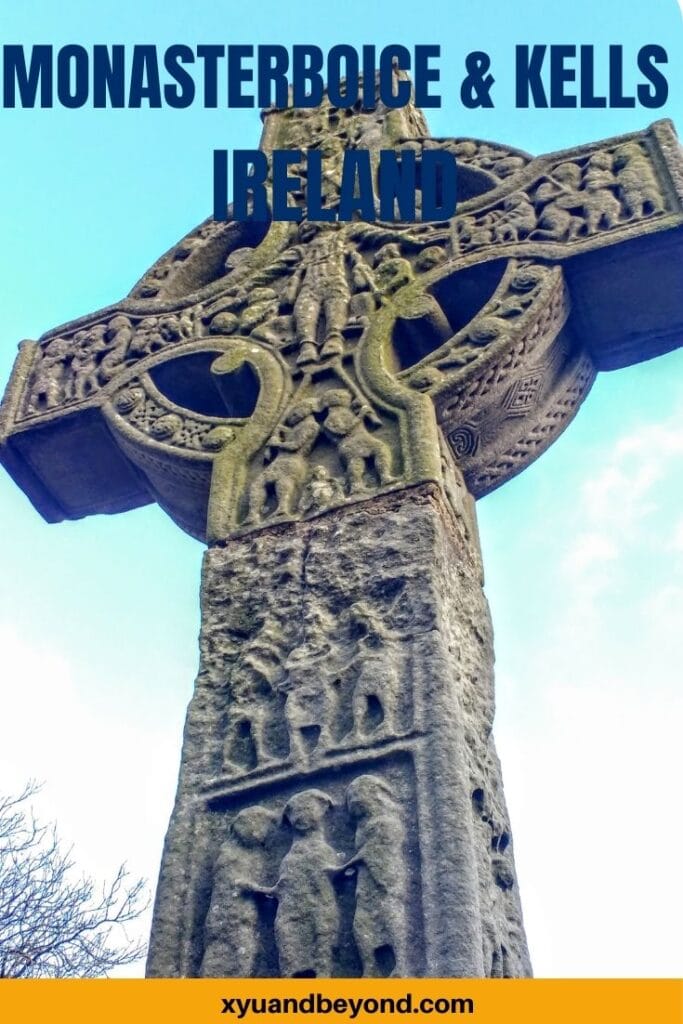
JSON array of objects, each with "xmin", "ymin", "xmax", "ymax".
[{"xmin": 0, "ymin": 0, "xmax": 681, "ymax": 977}]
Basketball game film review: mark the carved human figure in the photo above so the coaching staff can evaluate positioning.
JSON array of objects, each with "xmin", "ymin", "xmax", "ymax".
[
  {"xmin": 246, "ymin": 400, "xmax": 320, "ymax": 523},
  {"xmin": 373, "ymin": 244, "xmax": 413, "ymax": 297},
  {"xmin": 285, "ymin": 222, "xmax": 353, "ymax": 365},
  {"xmin": 350, "ymin": 637, "xmax": 401, "ymax": 741},
  {"xmin": 98, "ymin": 315, "xmax": 134, "ymax": 384},
  {"xmin": 613, "ymin": 142, "xmax": 664, "ymax": 219},
  {"xmin": 532, "ymin": 164, "xmax": 584, "ymax": 241},
  {"xmin": 298, "ymin": 464, "xmax": 345, "ymax": 515},
  {"xmin": 222, "ymin": 636, "xmax": 283, "ymax": 774},
  {"xmin": 158, "ymin": 311, "xmax": 194, "ymax": 342},
  {"xmin": 346, "ymin": 600, "xmax": 404, "ymax": 740},
  {"xmin": 127, "ymin": 317, "xmax": 161, "ymax": 358},
  {"xmin": 352, "ymin": 113, "xmax": 384, "ymax": 157},
  {"xmin": 415, "ymin": 245, "xmax": 447, "ymax": 273},
  {"xmin": 581, "ymin": 152, "xmax": 622, "ymax": 233},
  {"xmin": 30, "ymin": 336, "xmax": 71, "ymax": 410},
  {"xmin": 322, "ymin": 389, "xmax": 396, "ymax": 494},
  {"xmin": 128, "ymin": 314, "xmax": 187, "ymax": 358},
  {"xmin": 343, "ymin": 775, "xmax": 407, "ymax": 977},
  {"xmin": 457, "ymin": 214, "xmax": 495, "ymax": 249},
  {"xmin": 268, "ymin": 790, "xmax": 340, "ymax": 977},
  {"xmin": 200, "ymin": 806, "xmax": 277, "ymax": 977},
  {"xmin": 278, "ymin": 659, "xmax": 332, "ymax": 764},
  {"xmin": 251, "ymin": 312, "xmax": 295, "ymax": 348},
  {"xmin": 205, "ymin": 287, "xmax": 247, "ymax": 336},
  {"xmin": 239, "ymin": 287, "xmax": 280, "ymax": 335},
  {"xmin": 71, "ymin": 324, "xmax": 108, "ymax": 401},
  {"xmin": 493, "ymin": 192, "xmax": 537, "ymax": 243},
  {"xmin": 237, "ymin": 282, "xmax": 294, "ymax": 347},
  {"xmin": 347, "ymin": 251, "xmax": 380, "ymax": 323}
]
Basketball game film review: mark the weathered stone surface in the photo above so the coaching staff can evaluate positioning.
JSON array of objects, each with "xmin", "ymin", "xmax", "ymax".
[{"xmin": 147, "ymin": 479, "xmax": 530, "ymax": 978}]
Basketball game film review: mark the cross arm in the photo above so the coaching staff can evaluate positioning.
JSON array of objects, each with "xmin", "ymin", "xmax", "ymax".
[
  {"xmin": 0, "ymin": 339, "xmax": 154, "ymax": 523},
  {"xmin": 2, "ymin": 114, "xmax": 681, "ymax": 540},
  {"xmin": 385, "ymin": 120, "xmax": 683, "ymax": 496}
]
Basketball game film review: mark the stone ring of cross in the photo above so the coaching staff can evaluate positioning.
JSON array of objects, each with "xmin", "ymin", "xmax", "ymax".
[
  {"xmin": 1, "ymin": 83, "xmax": 682, "ymax": 978},
  {"xmin": 1, "ymin": 102, "xmax": 683, "ymax": 548},
  {"xmin": 1, "ymin": 105, "xmax": 681, "ymax": 544}
]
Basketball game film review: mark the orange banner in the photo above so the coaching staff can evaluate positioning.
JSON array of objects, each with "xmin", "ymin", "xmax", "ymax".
[{"xmin": 0, "ymin": 979, "xmax": 681, "ymax": 1024}]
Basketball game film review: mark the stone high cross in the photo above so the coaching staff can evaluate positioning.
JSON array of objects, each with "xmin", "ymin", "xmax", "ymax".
[{"xmin": 1, "ymin": 78, "xmax": 682, "ymax": 978}]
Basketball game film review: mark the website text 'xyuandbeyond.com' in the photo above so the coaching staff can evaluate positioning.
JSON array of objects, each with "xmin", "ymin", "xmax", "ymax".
[{"xmin": 220, "ymin": 993, "xmax": 475, "ymax": 1019}]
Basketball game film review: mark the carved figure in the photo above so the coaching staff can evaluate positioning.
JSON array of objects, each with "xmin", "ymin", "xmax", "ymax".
[
  {"xmin": 286, "ymin": 223, "xmax": 353, "ymax": 365},
  {"xmin": 350, "ymin": 638, "xmax": 401, "ymax": 740},
  {"xmin": 71, "ymin": 324, "xmax": 108, "ymax": 401},
  {"xmin": 246, "ymin": 401, "xmax": 320, "ymax": 523},
  {"xmin": 298, "ymin": 464, "xmax": 345, "ymax": 515},
  {"xmin": 532, "ymin": 164, "xmax": 584, "ymax": 241},
  {"xmin": 30, "ymin": 337, "xmax": 71, "ymax": 410},
  {"xmin": 158, "ymin": 311, "xmax": 194, "ymax": 342},
  {"xmin": 345, "ymin": 605, "xmax": 405, "ymax": 739},
  {"xmin": 493, "ymin": 193, "xmax": 537, "ymax": 243},
  {"xmin": 239, "ymin": 287, "xmax": 280, "ymax": 334},
  {"xmin": 128, "ymin": 317, "xmax": 164, "ymax": 358},
  {"xmin": 581, "ymin": 152, "xmax": 622, "ymax": 233},
  {"xmin": 251, "ymin": 312, "xmax": 295, "ymax": 348},
  {"xmin": 493, "ymin": 156, "xmax": 527, "ymax": 178},
  {"xmin": 343, "ymin": 775, "xmax": 407, "ymax": 976},
  {"xmin": 456, "ymin": 214, "xmax": 495, "ymax": 248},
  {"xmin": 200, "ymin": 806, "xmax": 277, "ymax": 977},
  {"xmin": 322, "ymin": 390, "xmax": 396, "ymax": 494},
  {"xmin": 415, "ymin": 246, "xmax": 447, "ymax": 273},
  {"xmin": 318, "ymin": 136, "xmax": 346, "ymax": 205},
  {"xmin": 222, "ymin": 634, "xmax": 284, "ymax": 774},
  {"xmin": 270, "ymin": 790, "xmax": 339, "ymax": 977},
  {"xmin": 613, "ymin": 142, "xmax": 664, "ymax": 219},
  {"xmin": 279, "ymin": 657, "xmax": 332, "ymax": 763},
  {"xmin": 373, "ymin": 243, "xmax": 413, "ymax": 296},
  {"xmin": 98, "ymin": 315, "xmax": 134, "ymax": 384},
  {"xmin": 347, "ymin": 251, "xmax": 380, "ymax": 323}
]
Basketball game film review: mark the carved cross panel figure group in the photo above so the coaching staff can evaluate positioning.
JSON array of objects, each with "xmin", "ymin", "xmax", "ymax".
[
  {"xmin": 222, "ymin": 608, "xmax": 409, "ymax": 778},
  {"xmin": 201, "ymin": 776, "xmax": 406, "ymax": 978},
  {"xmin": 245, "ymin": 387, "xmax": 397, "ymax": 526},
  {"xmin": 1, "ymin": 74, "xmax": 681, "ymax": 979}
]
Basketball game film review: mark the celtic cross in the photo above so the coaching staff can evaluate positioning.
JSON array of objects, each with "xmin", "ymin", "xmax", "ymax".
[{"xmin": 1, "ymin": 78, "xmax": 682, "ymax": 978}]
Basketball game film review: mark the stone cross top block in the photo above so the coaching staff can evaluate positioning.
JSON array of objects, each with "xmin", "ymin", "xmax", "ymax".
[
  {"xmin": 1, "ymin": 84, "xmax": 682, "ymax": 979},
  {"xmin": 1, "ymin": 95, "xmax": 682, "ymax": 544}
]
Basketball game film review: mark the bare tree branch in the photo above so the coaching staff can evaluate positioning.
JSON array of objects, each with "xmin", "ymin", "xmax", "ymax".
[{"xmin": 0, "ymin": 784, "xmax": 149, "ymax": 978}]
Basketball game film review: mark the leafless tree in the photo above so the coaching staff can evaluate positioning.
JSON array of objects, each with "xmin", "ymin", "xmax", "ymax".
[{"xmin": 0, "ymin": 782, "xmax": 148, "ymax": 978}]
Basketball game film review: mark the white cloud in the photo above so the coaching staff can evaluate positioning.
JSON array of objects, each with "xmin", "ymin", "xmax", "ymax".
[
  {"xmin": 491, "ymin": 391, "xmax": 683, "ymax": 976},
  {"xmin": 562, "ymin": 531, "xmax": 619, "ymax": 576},
  {"xmin": 641, "ymin": 583, "xmax": 683, "ymax": 649},
  {"xmin": 575, "ymin": 416, "xmax": 682, "ymax": 544},
  {"xmin": 671, "ymin": 519, "xmax": 683, "ymax": 553},
  {"xmin": 558, "ymin": 409, "xmax": 683, "ymax": 619}
]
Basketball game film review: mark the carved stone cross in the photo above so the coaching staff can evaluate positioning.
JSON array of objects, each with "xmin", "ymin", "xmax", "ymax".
[{"xmin": 1, "ymin": 77, "xmax": 682, "ymax": 978}]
